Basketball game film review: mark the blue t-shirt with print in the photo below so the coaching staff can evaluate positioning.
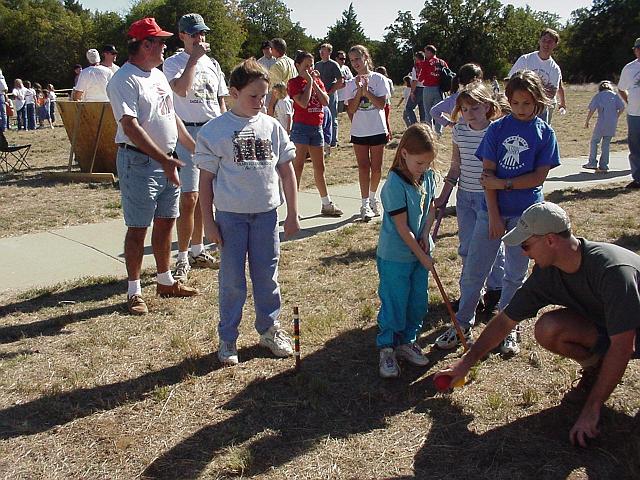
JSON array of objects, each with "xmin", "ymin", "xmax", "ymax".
[
  {"xmin": 476, "ymin": 114, "xmax": 560, "ymax": 217},
  {"xmin": 377, "ymin": 169, "xmax": 435, "ymax": 263}
]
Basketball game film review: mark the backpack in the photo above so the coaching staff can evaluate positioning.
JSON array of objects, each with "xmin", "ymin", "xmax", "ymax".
[{"xmin": 439, "ymin": 60, "xmax": 456, "ymax": 94}]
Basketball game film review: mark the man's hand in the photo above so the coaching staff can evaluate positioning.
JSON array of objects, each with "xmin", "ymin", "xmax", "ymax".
[
  {"xmin": 190, "ymin": 41, "xmax": 210, "ymax": 61},
  {"xmin": 569, "ymin": 408, "xmax": 600, "ymax": 447},
  {"xmin": 488, "ymin": 213, "xmax": 505, "ymax": 239},
  {"xmin": 204, "ymin": 219, "xmax": 222, "ymax": 246},
  {"xmin": 163, "ymin": 155, "xmax": 185, "ymax": 187}
]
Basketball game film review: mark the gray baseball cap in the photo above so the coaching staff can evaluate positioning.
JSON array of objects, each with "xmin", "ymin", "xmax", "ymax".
[
  {"xmin": 178, "ymin": 13, "xmax": 209, "ymax": 35},
  {"xmin": 502, "ymin": 202, "xmax": 571, "ymax": 246}
]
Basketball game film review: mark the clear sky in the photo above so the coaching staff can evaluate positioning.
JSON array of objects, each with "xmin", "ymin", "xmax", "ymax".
[{"xmin": 79, "ymin": 0, "xmax": 594, "ymax": 41}]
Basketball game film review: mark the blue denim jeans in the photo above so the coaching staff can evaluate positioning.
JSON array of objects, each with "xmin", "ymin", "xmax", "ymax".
[
  {"xmin": 17, "ymin": 106, "xmax": 26, "ymax": 130},
  {"xmin": 327, "ymin": 91, "xmax": 338, "ymax": 146},
  {"xmin": 456, "ymin": 209, "xmax": 530, "ymax": 329},
  {"xmin": 422, "ymin": 86, "xmax": 445, "ymax": 134},
  {"xmin": 455, "ymin": 189, "xmax": 505, "ymax": 291},
  {"xmin": 49, "ymin": 101, "xmax": 56, "ymax": 123},
  {"xmin": 587, "ymin": 135, "xmax": 612, "ymax": 169},
  {"xmin": 628, "ymin": 115, "xmax": 640, "ymax": 182},
  {"xmin": 376, "ymin": 257, "xmax": 429, "ymax": 348},
  {"xmin": 0, "ymin": 93, "xmax": 6, "ymax": 132},
  {"xmin": 216, "ymin": 209, "xmax": 282, "ymax": 343},
  {"xmin": 25, "ymin": 103, "xmax": 36, "ymax": 130}
]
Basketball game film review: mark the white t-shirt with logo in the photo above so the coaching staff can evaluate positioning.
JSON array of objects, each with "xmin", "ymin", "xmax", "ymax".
[
  {"xmin": 337, "ymin": 64, "xmax": 353, "ymax": 102},
  {"xmin": 107, "ymin": 62, "xmax": 178, "ymax": 152},
  {"xmin": 163, "ymin": 51, "xmax": 229, "ymax": 123},
  {"xmin": 274, "ymin": 96, "xmax": 293, "ymax": 130},
  {"xmin": 75, "ymin": 65, "xmax": 113, "ymax": 102},
  {"xmin": 12, "ymin": 86, "xmax": 27, "ymax": 110},
  {"xmin": 343, "ymin": 72, "xmax": 390, "ymax": 137},
  {"xmin": 508, "ymin": 51, "xmax": 562, "ymax": 100},
  {"xmin": 619, "ymin": 59, "xmax": 640, "ymax": 116},
  {"xmin": 193, "ymin": 111, "xmax": 296, "ymax": 213}
]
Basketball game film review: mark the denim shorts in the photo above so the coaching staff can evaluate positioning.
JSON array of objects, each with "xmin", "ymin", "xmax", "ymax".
[
  {"xmin": 290, "ymin": 122, "xmax": 324, "ymax": 147},
  {"xmin": 116, "ymin": 147, "xmax": 179, "ymax": 227},
  {"xmin": 175, "ymin": 124, "xmax": 202, "ymax": 193}
]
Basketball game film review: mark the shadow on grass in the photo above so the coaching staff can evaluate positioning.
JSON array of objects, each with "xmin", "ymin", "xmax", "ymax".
[
  {"xmin": 546, "ymin": 184, "xmax": 634, "ymax": 203},
  {"xmin": 0, "ymin": 353, "xmax": 221, "ymax": 440},
  {"xmin": 141, "ymin": 325, "xmax": 443, "ymax": 479},
  {"xmin": 389, "ymin": 401, "xmax": 639, "ymax": 479},
  {"xmin": 615, "ymin": 233, "xmax": 640, "ymax": 252},
  {"xmin": 0, "ymin": 278, "xmax": 124, "ymax": 319},
  {"xmin": 0, "ymin": 304, "xmax": 122, "ymax": 344},
  {"xmin": 319, "ymin": 246, "xmax": 376, "ymax": 266}
]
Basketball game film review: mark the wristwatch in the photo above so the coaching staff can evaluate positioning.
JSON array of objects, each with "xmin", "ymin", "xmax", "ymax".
[{"xmin": 504, "ymin": 179, "xmax": 513, "ymax": 191}]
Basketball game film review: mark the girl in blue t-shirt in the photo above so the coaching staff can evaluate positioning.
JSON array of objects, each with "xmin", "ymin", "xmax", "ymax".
[
  {"xmin": 456, "ymin": 70, "xmax": 560, "ymax": 356},
  {"xmin": 376, "ymin": 123, "xmax": 437, "ymax": 378}
]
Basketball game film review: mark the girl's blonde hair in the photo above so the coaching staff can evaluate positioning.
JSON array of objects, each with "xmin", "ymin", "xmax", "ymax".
[
  {"xmin": 272, "ymin": 82, "xmax": 287, "ymax": 100},
  {"xmin": 451, "ymin": 80, "xmax": 502, "ymax": 121},
  {"xmin": 391, "ymin": 123, "xmax": 437, "ymax": 185},
  {"xmin": 348, "ymin": 44, "xmax": 373, "ymax": 70},
  {"xmin": 505, "ymin": 70, "xmax": 551, "ymax": 116}
]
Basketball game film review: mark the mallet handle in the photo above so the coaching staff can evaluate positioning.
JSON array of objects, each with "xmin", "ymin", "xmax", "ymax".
[{"xmin": 431, "ymin": 266, "xmax": 469, "ymax": 352}]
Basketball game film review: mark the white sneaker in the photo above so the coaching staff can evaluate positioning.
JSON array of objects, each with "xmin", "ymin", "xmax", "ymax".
[
  {"xmin": 435, "ymin": 326, "xmax": 472, "ymax": 350},
  {"xmin": 360, "ymin": 205, "xmax": 374, "ymax": 222},
  {"xmin": 379, "ymin": 347, "xmax": 400, "ymax": 378},
  {"xmin": 259, "ymin": 325, "xmax": 294, "ymax": 357},
  {"xmin": 370, "ymin": 198, "xmax": 381, "ymax": 216},
  {"xmin": 173, "ymin": 258, "xmax": 191, "ymax": 282},
  {"xmin": 189, "ymin": 250, "xmax": 219, "ymax": 269},
  {"xmin": 395, "ymin": 342, "xmax": 429, "ymax": 366},
  {"xmin": 218, "ymin": 340, "xmax": 239, "ymax": 365},
  {"xmin": 500, "ymin": 329, "xmax": 520, "ymax": 355}
]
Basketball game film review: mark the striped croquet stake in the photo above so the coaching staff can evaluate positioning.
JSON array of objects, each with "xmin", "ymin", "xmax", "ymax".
[{"xmin": 293, "ymin": 306, "xmax": 301, "ymax": 372}]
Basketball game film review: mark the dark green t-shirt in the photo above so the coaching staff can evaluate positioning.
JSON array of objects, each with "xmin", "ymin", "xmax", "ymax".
[
  {"xmin": 314, "ymin": 59, "xmax": 342, "ymax": 92},
  {"xmin": 504, "ymin": 239, "xmax": 640, "ymax": 336}
]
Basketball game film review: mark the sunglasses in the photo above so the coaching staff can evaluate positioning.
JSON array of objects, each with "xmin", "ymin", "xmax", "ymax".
[
  {"xmin": 520, "ymin": 236, "xmax": 543, "ymax": 252},
  {"xmin": 189, "ymin": 31, "xmax": 206, "ymax": 38}
]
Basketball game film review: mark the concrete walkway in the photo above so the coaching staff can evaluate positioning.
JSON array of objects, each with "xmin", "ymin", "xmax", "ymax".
[{"xmin": 1, "ymin": 151, "xmax": 632, "ymax": 294}]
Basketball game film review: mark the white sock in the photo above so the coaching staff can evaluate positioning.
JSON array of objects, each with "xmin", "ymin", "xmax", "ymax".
[
  {"xmin": 369, "ymin": 191, "xmax": 377, "ymax": 202},
  {"xmin": 320, "ymin": 195, "xmax": 332, "ymax": 206},
  {"xmin": 156, "ymin": 270, "xmax": 175, "ymax": 286},
  {"xmin": 361, "ymin": 198, "xmax": 370, "ymax": 208},
  {"xmin": 128, "ymin": 280, "xmax": 142, "ymax": 297},
  {"xmin": 177, "ymin": 251, "xmax": 188, "ymax": 262},
  {"xmin": 190, "ymin": 243, "xmax": 205, "ymax": 257}
]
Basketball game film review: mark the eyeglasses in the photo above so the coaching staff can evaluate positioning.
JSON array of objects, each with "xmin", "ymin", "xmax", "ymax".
[{"xmin": 189, "ymin": 31, "xmax": 205, "ymax": 38}]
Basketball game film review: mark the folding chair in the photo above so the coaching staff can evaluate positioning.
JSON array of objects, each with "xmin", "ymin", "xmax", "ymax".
[{"xmin": 0, "ymin": 131, "xmax": 31, "ymax": 173}]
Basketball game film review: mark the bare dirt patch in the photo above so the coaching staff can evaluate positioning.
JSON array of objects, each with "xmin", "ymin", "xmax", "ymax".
[{"xmin": 0, "ymin": 183, "xmax": 638, "ymax": 479}]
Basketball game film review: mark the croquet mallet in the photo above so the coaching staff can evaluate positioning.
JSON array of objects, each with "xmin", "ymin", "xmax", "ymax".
[{"xmin": 430, "ymin": 264, "xmax": 470, "ymax": 352}]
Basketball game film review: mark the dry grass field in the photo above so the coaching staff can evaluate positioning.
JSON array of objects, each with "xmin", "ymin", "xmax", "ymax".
[{"xmin": 0, "ymin": 84, "xmax": 630, "ymax": 237}]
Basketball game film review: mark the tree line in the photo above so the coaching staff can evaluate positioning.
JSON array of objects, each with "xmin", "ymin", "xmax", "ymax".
[{"xmin": 0, "ymin": 0, "xmax": 637, "ymax": 89}]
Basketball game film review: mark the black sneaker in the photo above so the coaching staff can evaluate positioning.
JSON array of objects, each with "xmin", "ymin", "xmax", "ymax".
[
  {"xmin": 626, "ymin": 180, "xmax": 640, "ymax": 189},
  {"xmin": 483, "ymin": 289, "xmax": 501, "ymax": 316}
]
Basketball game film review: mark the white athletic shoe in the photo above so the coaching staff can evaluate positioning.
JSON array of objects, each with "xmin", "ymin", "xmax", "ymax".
[
  {"xmin": 395, "ymin": 342, "xmax": 429, "ymax": 366},
  {"xmin": 259, "ymin": 325, "xmax": 294, "ymax": 357},
  {"xmin": 360, "ymin": 205, "xmax": 375, "ymax": 222},
  {"xmin": 379, "ymin": 347, "xmax": 400, "ymax": 378},
  {"xmin": 218, "ymin": 340, "xmax": 239, "ymax": 365},
  {"xmin": 435, "ymin": 326, "xmax": 472, "ymax": 350},
  {"xmin": 500, "ymin": 329, "xmax": 520, "ymax": 355}
]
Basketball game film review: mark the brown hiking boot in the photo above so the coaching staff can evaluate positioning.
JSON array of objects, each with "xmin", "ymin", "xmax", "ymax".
[
  {"xmin": 564, "ymin": 364, "xmax": 600, "ymax": 404},
  {"xmin": 127, "ymin": 294, "xmax": 148, "ymax": 315},
  {"xmin": 156, "ymin": 281, "xmax": 199, "ymax": 298}
]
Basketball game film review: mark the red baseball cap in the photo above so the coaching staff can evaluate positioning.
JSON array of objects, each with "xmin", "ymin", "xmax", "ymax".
[{"xmin": 127, "ymin": 17, "xmax": 173, "ymax": 42}]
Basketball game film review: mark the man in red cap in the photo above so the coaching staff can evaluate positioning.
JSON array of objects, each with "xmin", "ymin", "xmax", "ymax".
[{"xmin": 107, "ymin": 17, "xmax": 199, "ymax": 316}]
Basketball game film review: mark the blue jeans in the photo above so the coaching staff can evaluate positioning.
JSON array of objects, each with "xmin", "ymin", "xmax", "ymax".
[
  {"xmin": 456, "ymin": 209, "xmax": 530, "ymax": 329},
  {"xmin": 587, "ymin": 135, "xmax": 612, "ymax": 169},
  {"xmin": 422, "ymin": 86, "xmax": 444, "ymax": 134},
  {"xmin": 376, "ymin": 257, "xmax": 428, "ymax": 348},
  {"xmin": 0, "ymin": 93, "xmax": 5, "ymax": 132},
  {"xmin": 50, "ymin": 101, "xmax": 56, "ymax": 123},
  {"xmin": 628, "ymin": 115, "xmax": 640, "ymax": 182},
  {"xmin": 216, "ymin": 209, "xmax": 282, "ymax": 343},
  {"xmin": 17, "ymin": 106, "xmax": 26, "ymax": 130},
  {"xmin": 327, "ymin": 91, "xmax": 338, "ymax": 146},
  {"xmin": 25, "ymin": 103, "xmax": 36, "ymax": 130},
  {"xmin": 456, "ymin": 189, "xmax": 505, "ymax": 291}
]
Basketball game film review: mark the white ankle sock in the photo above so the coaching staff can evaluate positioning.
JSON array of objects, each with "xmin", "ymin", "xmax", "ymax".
[
  {"xmin": 190, "ymin": 243, "xmax": 205, "ymax": 257},
  {"xmin": 128, "ymin": 280, "xmax": 141, "ymax": 297},
  {"xmin": 177, "ymin": 251, "xmax": 188, "ymax": 262},
  {"xmin": 369, "ymin": 191, "xmax": 377, "ymax": 202},
  {"xmin": 320, "ymin": 195, "xmax": 332, "ymax": 206},
  {"xmin": 361, "ymin": 198, "xmax": 370, "ymax": 208},
  {"xmin": 156, "ymin": 271, "xmax": 175, "ymax": 286}
]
